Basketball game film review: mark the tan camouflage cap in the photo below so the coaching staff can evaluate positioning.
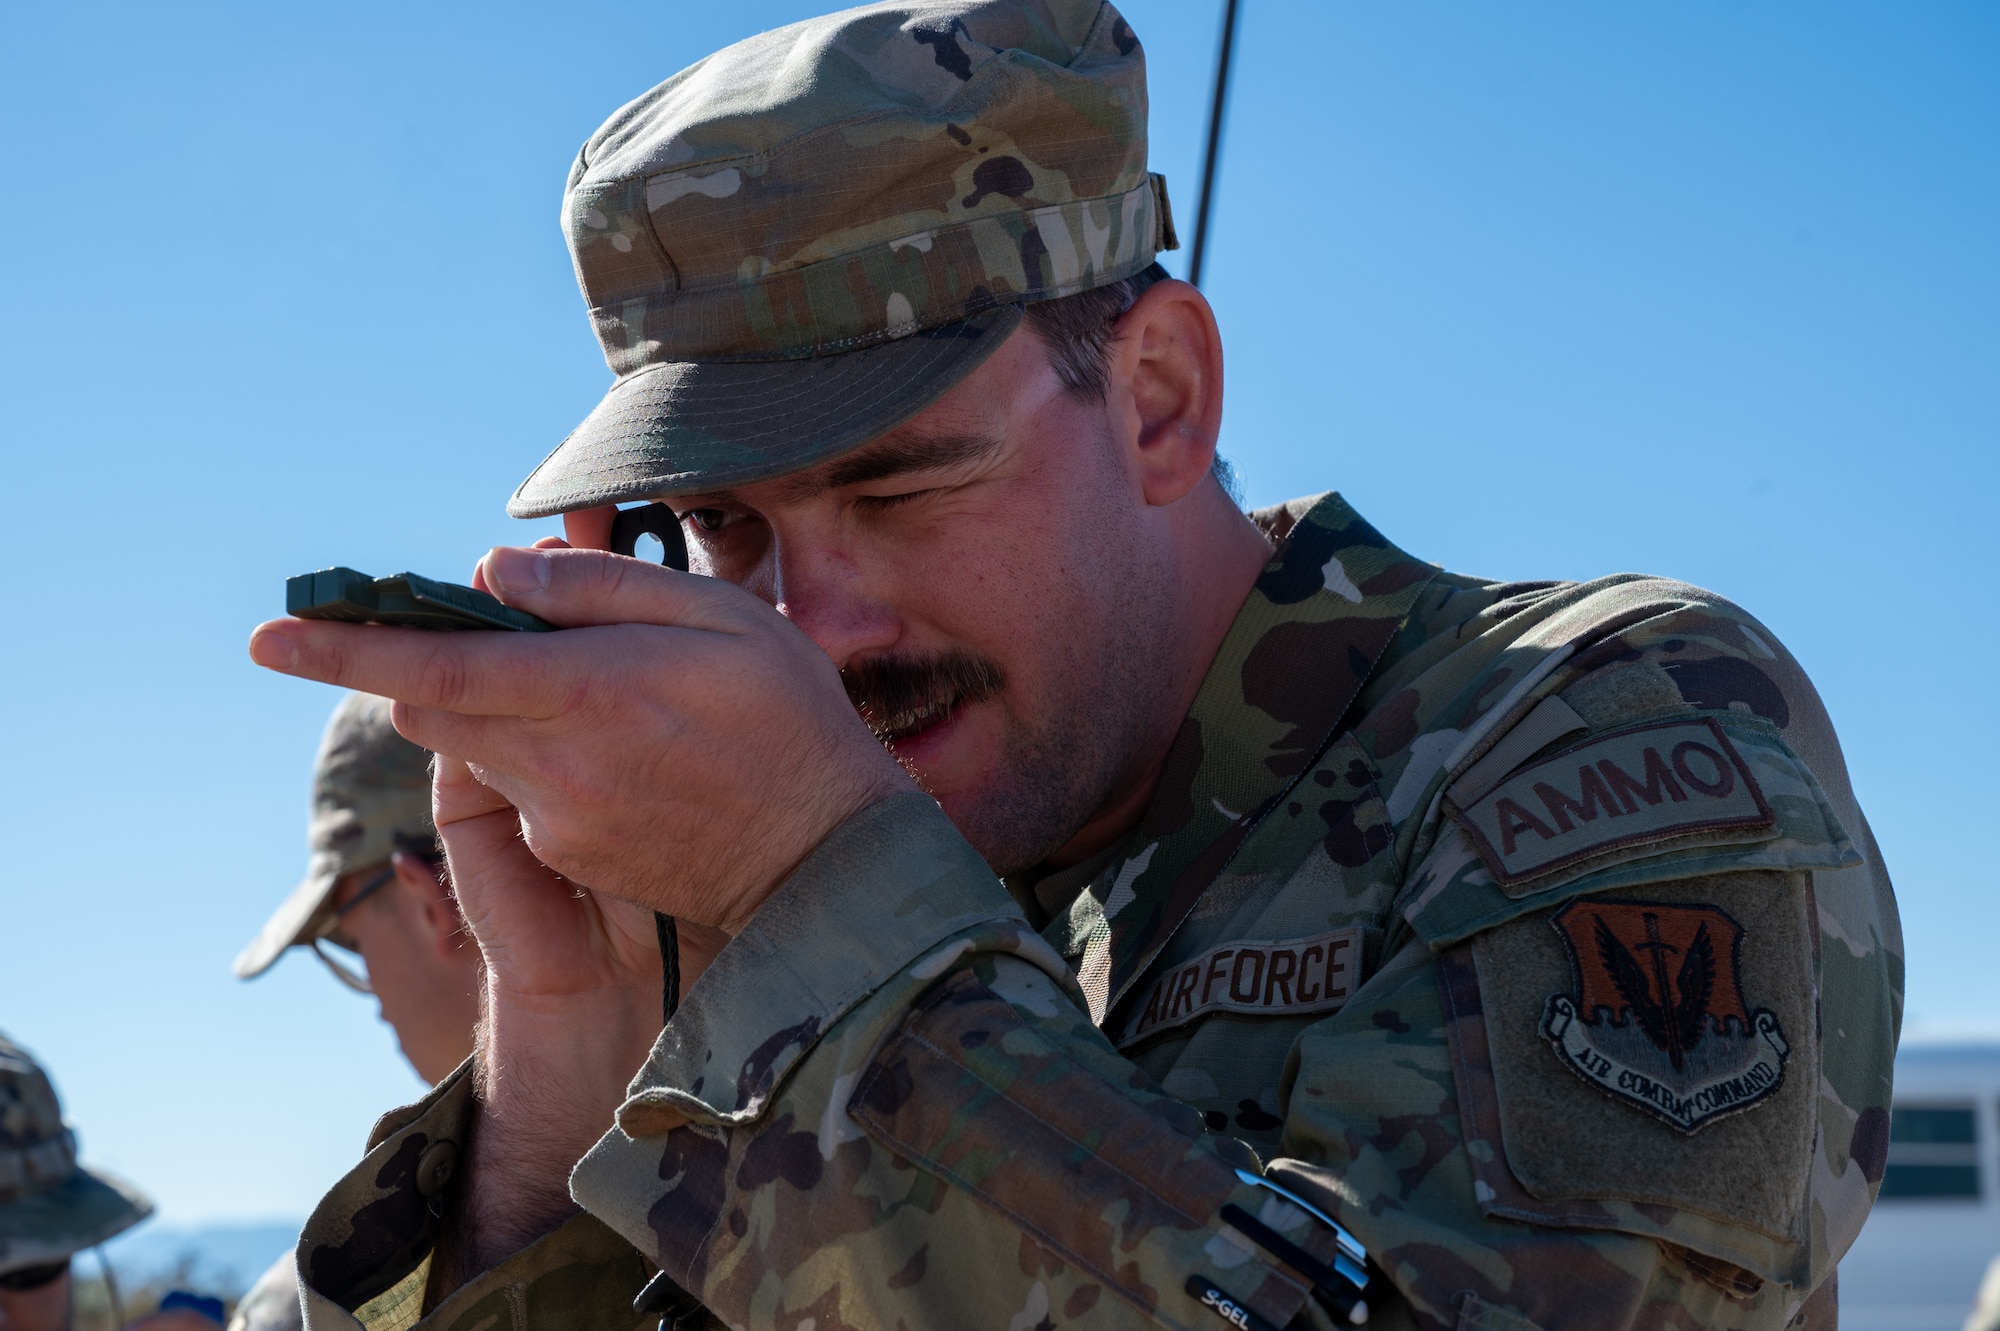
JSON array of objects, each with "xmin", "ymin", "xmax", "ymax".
[
  {"xmin": 0, "ymin": 1033, "xmax": 151, "ymax": 1275},
  {"xmin": 233, "ymin": 692, "xmax": 438, "ymax": 980},
  {"xmin": 507, "ymin": 0, "xmax": 1174, "ymax": 518}
]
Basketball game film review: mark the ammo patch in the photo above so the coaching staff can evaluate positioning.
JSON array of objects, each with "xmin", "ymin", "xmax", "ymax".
[
  {"xmin": 1542, "ymin": 898, "xmax": 1788, "ymax": 1133},
  {"xmin": 1117, "ymin": 928, "xmax": 1362, "ymax": 1048},
  {"xmin": 1449, "ymin": 717, "xmax": 1774, "ymax": 886}
]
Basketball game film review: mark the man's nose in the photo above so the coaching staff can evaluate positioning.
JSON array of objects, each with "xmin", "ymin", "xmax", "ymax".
[{"xmin": 769, "ymin": 543, "xmax": 902, "ymax": 671}]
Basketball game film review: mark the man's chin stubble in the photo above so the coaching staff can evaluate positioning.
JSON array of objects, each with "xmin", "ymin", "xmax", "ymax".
[
  {"xmin": 867, "ymin": 720, "xmax": 1093, "ymax": 877},
  {"xmin": 929, "ymin": 698, "xmax": 1161, "ymax": 879}
]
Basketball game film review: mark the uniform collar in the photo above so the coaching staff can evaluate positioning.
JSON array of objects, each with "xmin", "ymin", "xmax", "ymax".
[{"xmin": 1069, "ymin": 492, "xmax": 1438, "ymax": 1021}]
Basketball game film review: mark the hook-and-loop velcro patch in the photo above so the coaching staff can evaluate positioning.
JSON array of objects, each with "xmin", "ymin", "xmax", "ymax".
[{"xmin": 1447, "ymin": 717, "xmax": 1775, "ymax": 888}]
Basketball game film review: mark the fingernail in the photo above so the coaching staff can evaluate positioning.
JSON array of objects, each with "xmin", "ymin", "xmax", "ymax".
[
  {"xmin": 485, "ymin": 547, "xmax": 551, "ymax": 597},
  {"xmin": 249, "ymin": 627, "xmax": 300, "ymax": 671}
]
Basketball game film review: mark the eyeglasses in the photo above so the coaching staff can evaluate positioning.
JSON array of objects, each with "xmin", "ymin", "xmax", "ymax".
[
  {"xmin": 308, "ymin": 862, "xmax": 398, "ymax": 994},
  {"xmin": 307, "ymin": 853, "xmax": 450, "ymax": 994},
  {"xmin": 0, "ymin": 1259, "xmax": 69, "ymax": 1291}
]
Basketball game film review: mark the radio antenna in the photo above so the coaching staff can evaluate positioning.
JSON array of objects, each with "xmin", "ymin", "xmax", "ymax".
[{"xmin": 1188, "ymin": 0, "xmax": 1242, "ymax": 289}]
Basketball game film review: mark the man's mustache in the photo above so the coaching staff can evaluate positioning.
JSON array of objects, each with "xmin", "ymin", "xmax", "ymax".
[{"xmin": 842, "ymin": 651, "xmax": 1006, "ymax": 740}]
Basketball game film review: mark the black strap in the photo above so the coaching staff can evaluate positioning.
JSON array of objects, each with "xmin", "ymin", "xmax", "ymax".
[
  {"xmin": 654, "ymin": 912, "xmax": 681, "ymax": 1024},
  {"xmin": 1218, "ymin": 1204, "xmax": 1369, "ymax": 1325},
  {"xmin": 632, "ymin": 1268, "xmax": 705, "ymax": 1325}
]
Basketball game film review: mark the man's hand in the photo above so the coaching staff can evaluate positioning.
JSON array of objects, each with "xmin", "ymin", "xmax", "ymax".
[
  {"xmin": 250, "ymin": 544, "xmax": 912, "ymax": 1285},
  {"xmin": 249, "ymin": 544, "xmax": 912, "ymax": 935},
  {"xmin": 426, "ymin": 745, "xmax": 692, "ymax": 1285},
  {"xmin": 427, "ymin": 748, "xmax": 663, "ymax": 1003}
]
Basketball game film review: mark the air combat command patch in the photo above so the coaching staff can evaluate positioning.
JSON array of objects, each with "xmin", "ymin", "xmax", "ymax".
[{"xmin": 1540, "ymin": 898, "xmax": 1789, "ymax": 1133}]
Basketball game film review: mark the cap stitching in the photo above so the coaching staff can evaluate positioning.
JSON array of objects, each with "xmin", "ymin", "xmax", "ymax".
[{"xmin": 595, "ymin": 185, "xmax": 1156, "ymax": 362}]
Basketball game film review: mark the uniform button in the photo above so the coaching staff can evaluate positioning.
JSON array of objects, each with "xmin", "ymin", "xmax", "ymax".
[{"xmin": 416, "ymin": 1140, "xmax": 459, "ymax": 1198}]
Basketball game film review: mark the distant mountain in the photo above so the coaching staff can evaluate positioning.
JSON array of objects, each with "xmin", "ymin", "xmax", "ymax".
[{"xmin": 97, "ymin": 1219, "xmax": 304, "ymax": 1298}]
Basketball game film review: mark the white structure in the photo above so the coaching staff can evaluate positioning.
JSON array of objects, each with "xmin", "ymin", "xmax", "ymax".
[{"xmin": 1839, "ymin": 1044, "xmax": 2000, "ymax": 1331}]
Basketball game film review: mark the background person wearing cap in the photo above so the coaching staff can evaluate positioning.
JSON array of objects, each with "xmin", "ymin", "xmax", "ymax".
[
  {"xmin": 250, "ymin": 2, "xmax": 1898, "ymax": 1328},
  {"xmin": 0, "ymin": 1037, "xmax": 232, "ymax": 1331},
  {"xmin": 227, "ymin": 693, "xmax": 481, "ymax": 1331},
  {"xmin": 0, "ymin": 1033, "xmax": 150, "ymax": 1331},
  {"xmin": 234, "ymin": 691, "xmax": 480, "ymax": 1086},
  {"xmin": 0, "ymin": 1032, "xmax": 151, "ymax": 1331}
]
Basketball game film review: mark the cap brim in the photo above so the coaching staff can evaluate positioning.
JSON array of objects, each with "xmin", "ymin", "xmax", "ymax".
[
  {"xmin": 0, "ymin": 1168, "xmax": 152, "ymax": 1273},
  {"xmin": 232, "ymin": 868, "xmax": 341, "ymax": 980},
  {"xmin": 507, "ymin": 304, "xmax": 1024, "ymax": 519}
]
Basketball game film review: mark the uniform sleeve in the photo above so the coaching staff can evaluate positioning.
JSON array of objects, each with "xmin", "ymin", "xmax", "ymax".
[
  {"xmin": 292, "ymin": 1063, "xmax": 661, "ymax": 1331},
  {"xmin": 570, "ymin": 793, "xmax": 1370, "ymax": 1331},
  {"xmin": 1276, "ymin": 584, "xmax": 1897, "ymax": 1331},
  {"xmin": 1277, "ymin": 873, "xmax": 1840, "ymax": 1331}
]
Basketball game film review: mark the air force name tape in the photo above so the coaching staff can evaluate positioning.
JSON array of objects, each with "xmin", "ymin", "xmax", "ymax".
[
  {"xmin": 1448, "ymin": 716, "xmax": 1776, "ymax": 886},
  {"xmin": 1119, "ymin": 928, "xmax": 1363, "ymax": 1048}
]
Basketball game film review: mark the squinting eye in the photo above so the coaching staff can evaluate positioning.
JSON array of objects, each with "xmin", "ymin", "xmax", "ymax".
[
  {"xmin": 855, "ymin": 488, "xmax": 932, "ymax": 511},
  {"xmin": 686, "ymin": 509, "xmax": 733, "ymax": 533}
]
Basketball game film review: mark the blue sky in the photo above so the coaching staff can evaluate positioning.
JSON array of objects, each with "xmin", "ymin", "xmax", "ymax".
[{"xmin": 0, "ymin": 1, "xmax": 1992, "ymax": 1229}]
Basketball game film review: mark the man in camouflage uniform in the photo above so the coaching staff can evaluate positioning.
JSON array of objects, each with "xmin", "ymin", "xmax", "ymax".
[
  {"xmin": 227, "ymin": 693, "xmax": 484, "ymax": 1331},
  {"xmin": 248, "ymin": 2, "xmax": 1901, "ymax": 1328},
  {"xmin": 0, "ymin": 1034, "xmax": 153, "ymax": 1331}
]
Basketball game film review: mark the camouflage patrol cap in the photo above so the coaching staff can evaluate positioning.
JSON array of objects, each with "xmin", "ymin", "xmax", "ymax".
[
  {"xmin": 233, "ymin": 692, "xmax": 438, "ymax": 980},
  {"xmin": 0, "ymin": 1033, "xmax": 151, "ymax": 1275},
  {"xmin": 507, "ymin": 0, "xmax": 1174, "ymax": 518}
]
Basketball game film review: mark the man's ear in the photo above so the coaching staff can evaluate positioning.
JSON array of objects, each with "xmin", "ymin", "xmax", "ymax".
[
  {"xmin": 393, "ymin": 851, "xmax": 464, "ymax": 961},
  {"xmin": 1105, "ymin": 278, "xmax": 1225, "ymax": 507}
]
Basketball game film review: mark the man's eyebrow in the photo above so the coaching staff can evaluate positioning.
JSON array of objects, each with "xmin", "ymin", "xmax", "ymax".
[{"xmin": 774, "ymin": 429, "xmax": 1004, "ymax": 502}]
